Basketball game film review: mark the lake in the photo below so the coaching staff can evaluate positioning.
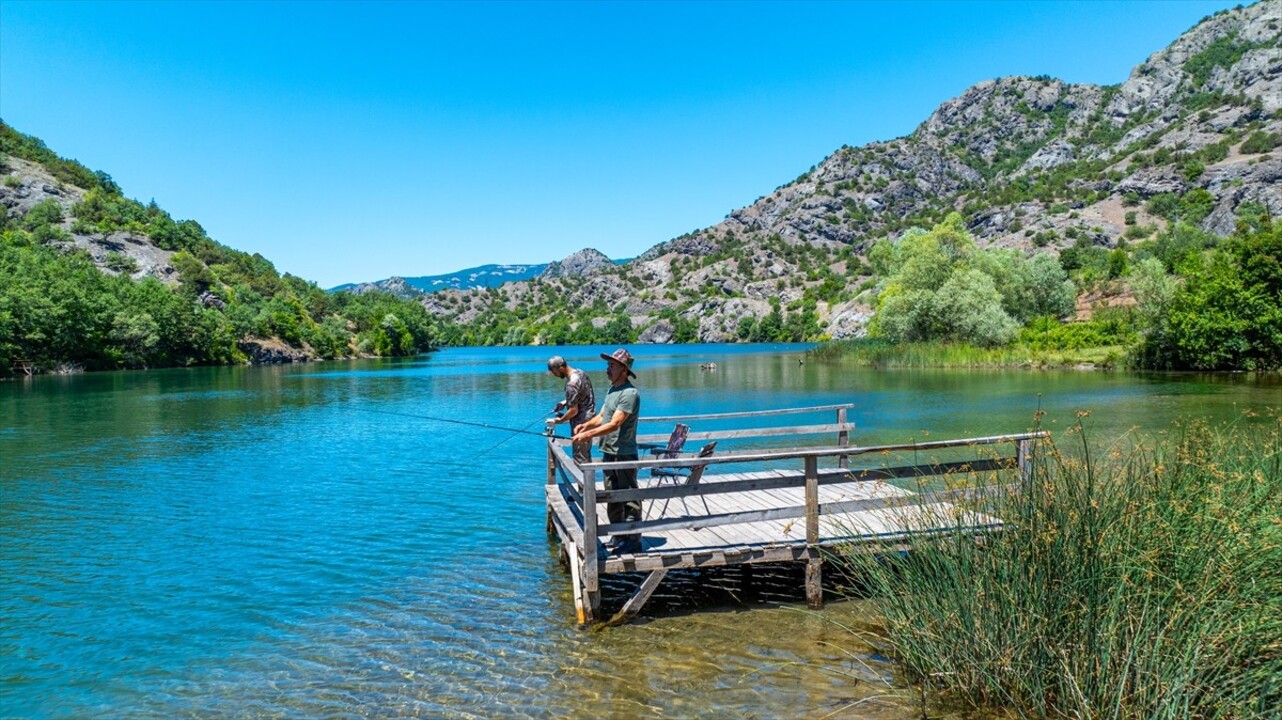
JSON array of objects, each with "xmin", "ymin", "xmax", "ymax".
[{"xmin": 2, "ymin": 344, "xmax": 1277, "ymax": 718}]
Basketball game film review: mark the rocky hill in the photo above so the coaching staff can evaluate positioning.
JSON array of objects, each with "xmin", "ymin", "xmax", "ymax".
[
  {"xmin": 425, "ymin": 0, "xmax": 1281, "ymax": 345},
  {"xmin": 1, "ymin": 124, "xmax": 438, "ymax": 372},
  {"xmin": 332, "ymin": 263, "xmax": 553, "ymax": 296},
  {"xmin": 0, "ymin": 157, "xmax": 179, "ymax": 284}
]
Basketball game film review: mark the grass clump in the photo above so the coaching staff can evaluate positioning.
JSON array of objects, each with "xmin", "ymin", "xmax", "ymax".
[
  {"xmin": 839, "ymin": 419, "xmax": 1282, "ymax": 719},
  {"xmin": 807, "ymin": 338, "xmax": 1124, "ymax": 369}
]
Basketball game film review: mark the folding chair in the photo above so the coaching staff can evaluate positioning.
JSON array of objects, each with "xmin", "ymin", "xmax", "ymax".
[
  {"xmin": 640, "ymin": 423, "xmax": 688, "ymax": 458},
  {"xmin": 648, "ymin": 441, "xmax": 717, "ymax": 520}
]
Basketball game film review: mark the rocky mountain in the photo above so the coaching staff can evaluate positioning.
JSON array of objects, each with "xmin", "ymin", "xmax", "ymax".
[
  {"xmin": 426, "ymin": 0, "xmax": 1281, "ymax": 345},
  {"xmin": 332, "ymin": 263, "xmax": 551, "ymax": 295},
  {"xmin": 333, "ymin": 251, "xmax": 631, "ymax": 297}
]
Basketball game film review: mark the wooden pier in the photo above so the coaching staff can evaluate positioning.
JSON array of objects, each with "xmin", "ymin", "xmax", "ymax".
[{"xmin": 544, "ymin": 404, "xmax": 1047, "ymax": 625}]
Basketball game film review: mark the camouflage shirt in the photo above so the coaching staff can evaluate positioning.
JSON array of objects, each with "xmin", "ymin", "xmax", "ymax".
[{"xmin": 564, "ymin": 367, "xmax": 596, "ymax": 432}]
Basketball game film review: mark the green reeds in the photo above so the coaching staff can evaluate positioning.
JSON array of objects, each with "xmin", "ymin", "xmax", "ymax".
[
  {"xmin": 808, "ymin": 339, "xmax": 1125, "ymax": 369},
  {"xmin": 838, "ymin": 420, "xmax": 1282, "ymax": 719}
]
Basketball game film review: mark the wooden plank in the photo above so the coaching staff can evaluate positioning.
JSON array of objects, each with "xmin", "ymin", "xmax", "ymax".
[
  {"xmin": 805, "ymin": 456, "xmax": 815, "ymax": 540},
  {"xmin": 695, "ymin": 476, "xmax": 771, "ymax": 548},
  {"xmin": 607, "ymin": 569, "xmax": 668, "ymax": 625},
  {"xmin": 600, "ymin": 483, "xmax": 1012, "ymax": 535},
  {"xmin": 675, "ymin": 472, "xmax": 751, "ymax": 546},
  {"xmin": 549, "ymin": 442, "xmax": 585, "ymax": 485},
  {"xmin": 581, "ymin": 466, "xmax": 599, "ymax": 623},
  {"xmin": 568, "ymin": 541, "xmax": 586, "ymax": 625},
  {"xmin": 635, "ymin": 422, "xmax": 857, "ymax": 444},
  {"xmin": 836, "ymin": 407, "xmax": 850, "ymax": 469},
  {"xmin": 595, "ymin": 458, "xmax": 1015, "ymax": 504},
  {"xmin": 545, "ymin": 485, "xmax": 585, "ymax": 547},
  {"xmin": 643, "ymin": 404, "xmax": 855, "ymax": 422},
  {"xmin": 581, "ymin": 433, "xmax": 1047, "ymax": 471}
]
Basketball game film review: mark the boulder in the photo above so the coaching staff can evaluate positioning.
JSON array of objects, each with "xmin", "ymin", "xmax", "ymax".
[{"xmin": 237, "ymin": 338, "xmax": 311, "ymax": 364}]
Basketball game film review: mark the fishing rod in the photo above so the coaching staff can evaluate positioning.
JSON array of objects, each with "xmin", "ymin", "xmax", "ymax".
[
  {"xmin": 474, "ymin": 414, "xmax": 559, "ymax": 459},
  {"xmin": 358, "ymin": 407, "xmax": 571, "ymax": 440}
]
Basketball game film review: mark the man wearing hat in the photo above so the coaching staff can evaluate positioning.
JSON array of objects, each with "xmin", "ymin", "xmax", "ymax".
[
  {"xmin": 572, "ymin": 348, "xmax": 643, "ymax": 554},
  {"xmin": 547, "ymin": 355, "xmax": 595, "ymax": 464}
]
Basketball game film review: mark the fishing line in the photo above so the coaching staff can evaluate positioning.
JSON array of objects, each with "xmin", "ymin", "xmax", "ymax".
[
  {"xmin": 474, "ymin": 414, "xmax": 560, "ymax": 459},
  {"xmin": 357, "ymin": 407, "xmax": 570, "ymax": 440}
]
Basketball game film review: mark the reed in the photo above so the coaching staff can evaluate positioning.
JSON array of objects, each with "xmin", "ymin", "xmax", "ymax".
[
  {"xmin": 808, "ymin": 339, "xmax": 1125, "ymax": 369},
  {"xmin": 838, "ymin": 419, "xmax": 1282, "ymax": 719}
]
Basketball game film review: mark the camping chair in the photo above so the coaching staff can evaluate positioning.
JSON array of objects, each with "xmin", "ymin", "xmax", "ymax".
[
  {"xmin": 639, "ymin": 423, "xmax": 689, "ymax": 457},
  {"xmin": 647, "ymin": 441, "xmax": 717, "ymax": 521}
]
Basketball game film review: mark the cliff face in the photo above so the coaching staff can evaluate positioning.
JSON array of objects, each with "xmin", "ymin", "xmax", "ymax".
[{"xmin": 435, "ymin": 2, "xmax": 1281, "ymax": 343}]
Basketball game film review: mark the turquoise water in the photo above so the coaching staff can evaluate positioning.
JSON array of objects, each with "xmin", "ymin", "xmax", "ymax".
[{"xmin": 2, "ymin": 344, "xmax": 1277, "ymax": 718}]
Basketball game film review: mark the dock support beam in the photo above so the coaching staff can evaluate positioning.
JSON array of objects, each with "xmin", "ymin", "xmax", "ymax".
[
  {"xmin": 804, "ymin": 456, "xmax": 824, "ymax": 609},
  {"xmin": 581, "ymin": 468, "xmax": 601, "ymax": 624},
  {"xmin": 608, "ymin": 569, "xmax": 668, "ymax": 625}
]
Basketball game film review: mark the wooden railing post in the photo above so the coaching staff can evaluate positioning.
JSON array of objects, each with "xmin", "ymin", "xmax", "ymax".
[
  {"xmin": 545, "ymin": 421, "xmax": 557, "ymax": 486},
  {"xmin": 836, "ymin": 407, "xmax": 849, "ymax": 469},
  {"xmin": 804, "ymin": 455, "xmax": 823, "ymax": 609},
  {"xmin": 1017, "ymin": 438, "xmax": 1033, "ymax": 487},
  {"xmin": 580, "ymin": 467, "xmax": 600, "ymax": 624}
]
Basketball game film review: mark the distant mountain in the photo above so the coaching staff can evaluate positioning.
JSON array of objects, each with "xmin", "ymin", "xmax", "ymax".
[
  {"xmin": 425, "ymin": 0, "xmax": 1281, "ymax": 345},
  {"xmin": 333, "ymin": 253, "xmax": 628, "ymax": 296}
]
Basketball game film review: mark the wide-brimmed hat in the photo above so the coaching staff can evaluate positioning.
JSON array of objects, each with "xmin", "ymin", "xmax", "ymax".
[{"xmin": 600, "ymin": 348, "xmax": 637, "ymax": 378}]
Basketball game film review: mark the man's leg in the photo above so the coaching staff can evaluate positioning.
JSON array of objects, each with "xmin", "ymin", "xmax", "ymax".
[
  {"xmin": 572, "ymin": 438, "xmax": 592, "ymax": 465},
  {"xmin": 607, "ymin": 454, "xmax": 642, "ymax": 551}
]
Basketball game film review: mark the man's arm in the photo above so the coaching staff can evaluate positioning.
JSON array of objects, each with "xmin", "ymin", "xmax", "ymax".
[
  {"xmin": 553, "ymin": 405, "xmax": 580, "ymax": 425},
  {"xmin": 573, "ymin": 409, "xmax": 628, "ymax": 442},
  {"xmin": 573, "ymin": 410, "xmax": 605, "ymax": 435}
]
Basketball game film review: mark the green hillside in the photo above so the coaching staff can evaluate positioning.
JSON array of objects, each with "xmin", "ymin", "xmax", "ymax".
[{"xmin": 0, "ymin": 121, "xmax": 437, "ymax": 375}]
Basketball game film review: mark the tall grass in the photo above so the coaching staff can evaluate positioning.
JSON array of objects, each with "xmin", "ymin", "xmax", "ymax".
[
  {"xmin": 838, "ymin": 420, "xmax": 1282, "ymax": 719},
  {"xmin": 808, "ymin": 338, "xmax": 1125, "ymax": 369}
]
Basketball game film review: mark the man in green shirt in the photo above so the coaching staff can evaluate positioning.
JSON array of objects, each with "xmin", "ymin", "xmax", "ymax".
[{"xmin": 572, "ymin": 348, "xmax": 642, "ymax": 554}]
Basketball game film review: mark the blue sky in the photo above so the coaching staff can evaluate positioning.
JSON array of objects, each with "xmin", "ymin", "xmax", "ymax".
[{"xmin": 1, "ymin": 0, "xmax": 1242, "ymax": 287}]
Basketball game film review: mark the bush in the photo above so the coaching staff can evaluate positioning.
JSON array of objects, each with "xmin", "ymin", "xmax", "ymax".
[
  {"xmin": 1240, "ymin": 130, "xmax": 1281, "ymax": 154},
  {"xmin": 104, "ymin": 251, "xmax": 139, "ymax": 274},
  {"xmin": 1135, "ymin": 221, "xmax": 1282, "ymax": 370}
]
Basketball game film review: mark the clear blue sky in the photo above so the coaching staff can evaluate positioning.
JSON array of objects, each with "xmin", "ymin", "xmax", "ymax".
[{"xmin": 1, "ymin": 0, "xmax": 1242, "ymax": 287}]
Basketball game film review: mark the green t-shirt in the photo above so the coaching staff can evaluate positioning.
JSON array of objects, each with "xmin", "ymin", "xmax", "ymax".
[{"xmin": 598, "ymin": 381, "xmax": 640, "ymax": 456}]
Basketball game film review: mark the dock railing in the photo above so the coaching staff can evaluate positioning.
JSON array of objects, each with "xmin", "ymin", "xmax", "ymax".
[{"xmin": 545, "ymin": 403, "xmax": 1048, "ymax": 624}]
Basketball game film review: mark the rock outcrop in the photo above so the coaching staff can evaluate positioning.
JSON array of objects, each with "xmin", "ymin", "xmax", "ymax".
[{"xmin": 422, "ymin": 1, "xmax": 1280, "ymax": 343}]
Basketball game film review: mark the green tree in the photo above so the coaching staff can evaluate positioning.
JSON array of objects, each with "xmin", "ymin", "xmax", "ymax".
[{"xmin": 1134, "ymin": 222, "xmax": 1281, "ymax": 370}]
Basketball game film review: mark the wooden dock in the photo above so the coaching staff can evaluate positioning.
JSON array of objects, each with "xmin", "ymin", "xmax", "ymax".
[{"xmin": 544, "ymin": 404, "xmax": 1047, "ymax": 625}]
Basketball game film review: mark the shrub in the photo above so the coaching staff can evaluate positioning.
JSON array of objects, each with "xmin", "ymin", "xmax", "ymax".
[
  {"xmin": 1240, "ymin": 130, "xmax": 1281, "ymax": 154},
  {"xmin": 104, "ymin": 251, "xmax": 139, "ymax": 275}
]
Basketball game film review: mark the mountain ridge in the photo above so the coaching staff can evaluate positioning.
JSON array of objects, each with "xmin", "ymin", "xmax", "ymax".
[{"xmin": 425, "ymin": 0, "xmax": 1280, "ymax": 346}]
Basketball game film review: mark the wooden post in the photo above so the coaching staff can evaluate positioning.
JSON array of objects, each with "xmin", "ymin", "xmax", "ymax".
[
  {"xmin": 546, "ymin": 429, "xmax": 558, "ymax": 535},
  {"xmin": 567, "ymin": 541, "xmax": 586, "ymax": 625},
  {"xmin": 836, "ymin": 407, "xmax": 849, "ymax": 469},
  {"xmin": 545, "ymin": 422, "xmax": 557, "ymax": 486},
  {"xmin": 581, "ymin": 467, "xmax": 600, "ymax": 624},
  {"xmin": 1017, "ymin": 438, "xmax": 1033, "ymax": 487},
  {"xmin": 804, "ymin": 455, "xmax": 823, "ymax": 609}
]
